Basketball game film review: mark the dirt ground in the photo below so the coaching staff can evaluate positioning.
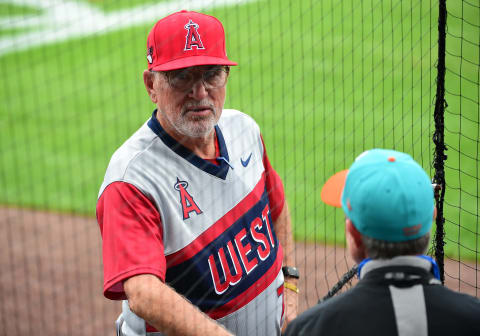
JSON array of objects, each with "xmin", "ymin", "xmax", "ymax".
[{"xmin": 1, "ymin": 207, "xmax": 478, "ymax": 336}]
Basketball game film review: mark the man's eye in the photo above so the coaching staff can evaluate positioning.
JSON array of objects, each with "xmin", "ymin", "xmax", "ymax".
[
  {"xmin": 174, "ymin": 72, "xmax": 191, "ymax": 81},
  {"xmin": 204, "ymin": 69, "xmax": 222, "ymax": 80}
]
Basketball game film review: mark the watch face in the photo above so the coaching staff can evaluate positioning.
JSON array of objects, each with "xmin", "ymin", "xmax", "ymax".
[{"xmin": 282, "ymin": 266, "xmax": 300, "ymax": 279}]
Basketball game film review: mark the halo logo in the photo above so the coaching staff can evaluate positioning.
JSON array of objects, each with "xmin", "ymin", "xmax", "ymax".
[
  {"xmin": 174, "ymin": 178, "xmax": 202, "ymax": 220},
  {"xmin": 184, "ymin": 19, "xmax": 205, "ymax": 51}
]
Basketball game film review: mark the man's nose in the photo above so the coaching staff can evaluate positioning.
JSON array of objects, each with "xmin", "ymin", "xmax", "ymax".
[{"xmin": 188, "ymin": 80, "xmax": 209, "ymax": 100}]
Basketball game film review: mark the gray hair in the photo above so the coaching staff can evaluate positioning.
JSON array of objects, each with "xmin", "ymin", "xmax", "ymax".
[{"xmin": 361, "ymin": 233, "xmax": 430, "ymax": 259}]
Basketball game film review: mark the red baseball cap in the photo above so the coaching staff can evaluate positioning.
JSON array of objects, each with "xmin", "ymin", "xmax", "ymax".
[{"xmin": 146, "ymin": 10, "xmax": 237, "ymax": 71}]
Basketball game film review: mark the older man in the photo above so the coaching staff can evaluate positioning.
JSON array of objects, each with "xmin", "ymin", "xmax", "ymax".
[
  {"xmin": 96, "ymin": 10, "xmax": 298, "ymax": 336},
  {"xmin": 285, "ymin": 149, "xmax": 480, "ymax": 336}
]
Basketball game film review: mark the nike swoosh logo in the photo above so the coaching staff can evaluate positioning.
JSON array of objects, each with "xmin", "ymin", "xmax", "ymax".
[{"xmin": 240, "ymin": 153, "xmax": 253, "ymax": 167}]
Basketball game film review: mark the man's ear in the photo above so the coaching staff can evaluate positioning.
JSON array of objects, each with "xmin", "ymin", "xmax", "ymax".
[
  {"xmin": 345, "ymin": 218, "xmax": 367, "ymax": 263},
  {"xmin": 143, "ymin": 70, "xmax": 157, "ymax": 103}
]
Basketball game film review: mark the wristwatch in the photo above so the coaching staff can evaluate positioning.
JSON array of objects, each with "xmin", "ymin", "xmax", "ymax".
[{"xmin": 282, "ymin": 266, "xmax": 300, "ymax": 279}]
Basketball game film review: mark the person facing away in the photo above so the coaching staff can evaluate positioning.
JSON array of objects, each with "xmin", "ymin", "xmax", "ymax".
[
  {"xmin": 284, "ymin": 149, "xmax": 480, "ymax": 336},
  {"xmin": 96, "ymin": 10, "xmax": 299, "ymax": 336}
]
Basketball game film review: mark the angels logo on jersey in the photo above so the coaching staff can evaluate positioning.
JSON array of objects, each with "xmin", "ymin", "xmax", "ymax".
[
  {"xmin": 184, "ymin": 19, "xmax": 205, "ymax": 51},
  {"xmin": 174, "ymin": 178, "xmax": 202, "ymax": 220}
]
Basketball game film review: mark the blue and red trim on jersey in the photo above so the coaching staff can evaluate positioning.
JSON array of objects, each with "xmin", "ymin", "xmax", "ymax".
[
  {"xmin": 147, "ymin": 110, "xmax": 230, "ymax": 179},
  {"xmin": 164, "ymin": 174, "xmax": 283, "ymax": 319},
  {"xmin": 166, "ymin": 172, "xmax": 268, "ymax": 268}
]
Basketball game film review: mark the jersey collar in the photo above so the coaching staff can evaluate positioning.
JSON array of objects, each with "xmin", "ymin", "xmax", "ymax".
[
  {"xmin": 147, "ymin": 109, "xmax": 230, "ymax": 179},
  {"xmin": 358, "ymin": 255, "xmax": 440, "ymax": 280}
]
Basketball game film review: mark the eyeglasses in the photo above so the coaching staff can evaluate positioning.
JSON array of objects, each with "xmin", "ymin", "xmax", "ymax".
[{"xmin": 154, "ymin": 65, "xmax": 230, "ymax": 92}]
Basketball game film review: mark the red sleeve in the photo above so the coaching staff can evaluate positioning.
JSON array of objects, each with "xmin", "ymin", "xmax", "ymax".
[
  {"xmin": 96, "ymin": 182, "xmax": 166, "ymax": 300},
  {"xmin": 261, "ymin": 136, "xmax": 285, "ymax": 222}
]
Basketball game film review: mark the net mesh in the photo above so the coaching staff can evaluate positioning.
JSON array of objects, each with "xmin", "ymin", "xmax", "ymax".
[
  {"xmin": 441, "ymin": 0, "xmax": 480, "ymax": 295},
  {"xmin": 0, "ymin": 0, "xmax": 478, "ymax": 334}
]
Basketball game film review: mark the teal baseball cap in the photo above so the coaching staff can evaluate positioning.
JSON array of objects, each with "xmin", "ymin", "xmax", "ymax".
[{"xmin": 320, "ymin": 149, "xmax": 435, "ymax": 242}]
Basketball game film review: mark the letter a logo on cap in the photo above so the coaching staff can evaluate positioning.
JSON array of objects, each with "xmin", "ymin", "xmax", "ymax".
[{"xmin": 184, "ymin": 19, "xmax": 205, "ymax": 51}]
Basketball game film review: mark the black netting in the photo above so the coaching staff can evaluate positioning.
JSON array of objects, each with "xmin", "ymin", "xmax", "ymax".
[{"xmin": 0, "ymin": 1, "xmax": 478, "ymax": 334}]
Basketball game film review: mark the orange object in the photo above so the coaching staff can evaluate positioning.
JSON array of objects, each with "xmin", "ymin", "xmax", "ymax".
[{"xmin": 320, "ymin": 169, "xmax": 349, "ymax": 207}]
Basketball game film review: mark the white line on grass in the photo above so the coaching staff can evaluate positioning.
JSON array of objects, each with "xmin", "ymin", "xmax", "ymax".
[{"xmin": 0, "ymin": 0, "xmax": 254, "ymax": 56}]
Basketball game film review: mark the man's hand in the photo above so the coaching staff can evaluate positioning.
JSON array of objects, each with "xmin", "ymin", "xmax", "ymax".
[{"xmin": 124, "ymin": 274, "xmax": 233, "ymax": 336}]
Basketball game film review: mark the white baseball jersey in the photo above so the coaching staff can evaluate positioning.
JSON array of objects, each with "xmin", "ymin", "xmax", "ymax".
[{"xmin": 97, "ymin": 109, "xmax": 286, "ymax": 336}]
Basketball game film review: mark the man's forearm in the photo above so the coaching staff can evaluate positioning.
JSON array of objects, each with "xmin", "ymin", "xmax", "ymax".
[
  {"xmin": 273, "ymin": 201, "xmax": 299, "ymax": 332},
  {"xmin": 274, "ymin": 202, "xmax": 295, "ymax": 266},
  {"xmin": 124, "ymin": 274, "xmax": 233, "ymax": 336}
]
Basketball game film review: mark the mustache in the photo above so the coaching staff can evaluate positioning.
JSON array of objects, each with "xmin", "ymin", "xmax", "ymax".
[{"xmin": 182, "ymin": 101, "xmax": 215, "ymax": 115}]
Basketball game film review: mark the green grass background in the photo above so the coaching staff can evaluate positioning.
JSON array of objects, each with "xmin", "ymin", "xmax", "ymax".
[
  {"xmin": 0, "ymin": 3, "xmax": 41, "ymax": 16},
  {"xmin": 0, "ymin": 0, "xmax": 478, "ymax": 261}
]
